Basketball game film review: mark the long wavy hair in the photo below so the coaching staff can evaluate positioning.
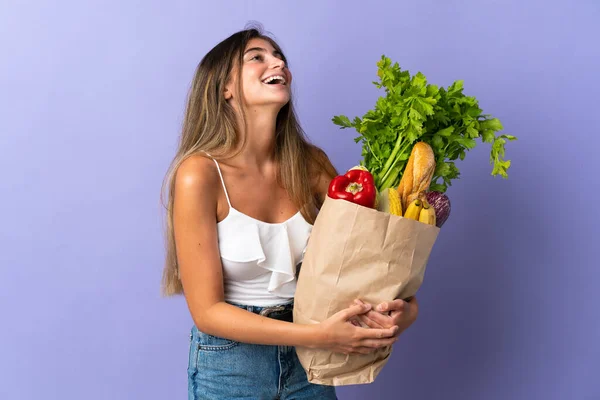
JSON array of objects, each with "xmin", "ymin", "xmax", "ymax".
[{"xmin": 160, "ymin": 26, "xmax": 337, "ymax": 296}]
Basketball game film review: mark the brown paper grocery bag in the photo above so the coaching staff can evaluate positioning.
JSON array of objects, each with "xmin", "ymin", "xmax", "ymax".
[{"xmin": 293, "ymin": 195, "xmax": 440, "ymax": 386}]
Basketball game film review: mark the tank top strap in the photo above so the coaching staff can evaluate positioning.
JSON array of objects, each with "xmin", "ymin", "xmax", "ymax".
[{"xmin": 203, "ymin": 151, "xmax": 232, "ymax": 208}]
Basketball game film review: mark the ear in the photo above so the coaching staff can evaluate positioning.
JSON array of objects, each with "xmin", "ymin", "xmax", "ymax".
[
  {"xmin": 223, "ymin": 73, "xmax": 235, "ymax": 100},
  {"xmin": 224, "ymin": 86, "xmax": 232, "ymax": 100}
]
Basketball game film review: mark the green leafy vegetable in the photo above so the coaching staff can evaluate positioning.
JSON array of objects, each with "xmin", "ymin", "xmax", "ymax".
[{"xmin": 333, "ymin": 55, "xmax": 517, "ymax": 192}]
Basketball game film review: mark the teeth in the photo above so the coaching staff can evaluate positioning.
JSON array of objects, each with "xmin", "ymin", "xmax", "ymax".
[{"xmin": 262, "ymin": 75, "xmax": 286, "ymax": 84}]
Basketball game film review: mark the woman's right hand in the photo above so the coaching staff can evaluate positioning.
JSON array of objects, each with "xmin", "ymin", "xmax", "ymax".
[{"xmin": 315, "ymin": 302, "xmax": 399, "ymax": 354}]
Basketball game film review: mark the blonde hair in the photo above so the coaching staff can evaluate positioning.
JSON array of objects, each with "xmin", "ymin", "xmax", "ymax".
[{"xmin": 160, "ymin": 26, "xmax": 337, "ymax": 296}]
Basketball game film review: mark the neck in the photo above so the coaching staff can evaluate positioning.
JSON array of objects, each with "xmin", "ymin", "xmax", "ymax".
[{"xmin": 233, "ymin": 105, "xmax": 281, "ymax": 168}]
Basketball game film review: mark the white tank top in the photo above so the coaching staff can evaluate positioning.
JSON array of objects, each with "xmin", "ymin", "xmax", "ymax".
[{"xmin": 208, "ymin": 156, "xmax": 313, "ymax": 306}]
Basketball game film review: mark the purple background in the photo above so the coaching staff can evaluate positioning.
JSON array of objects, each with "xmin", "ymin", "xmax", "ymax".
[{"xmin": 1, "ymin": 1, "xmax": 599, "ymax": 399}]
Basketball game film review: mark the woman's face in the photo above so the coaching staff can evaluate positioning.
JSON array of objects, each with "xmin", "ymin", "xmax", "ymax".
[{"xmin": 225, "ymin": 38, "xmax": 292, "ymax": 110}]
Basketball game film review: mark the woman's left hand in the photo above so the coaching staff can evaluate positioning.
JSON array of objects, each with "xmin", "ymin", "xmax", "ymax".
[{"xmin": 350, "ymin": 297, "xmax": 419, "ymax": 339}]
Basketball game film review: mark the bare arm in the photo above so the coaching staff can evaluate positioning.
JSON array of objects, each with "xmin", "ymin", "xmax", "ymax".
[{"xmin": 174, "ymin": 156, "xmax": 397, "ymax": 353}]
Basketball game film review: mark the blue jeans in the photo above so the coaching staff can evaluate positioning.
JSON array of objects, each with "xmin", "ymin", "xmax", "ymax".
[{"xmin": 187, "ymin": 302, "xmax": 337, "ymax": 400}]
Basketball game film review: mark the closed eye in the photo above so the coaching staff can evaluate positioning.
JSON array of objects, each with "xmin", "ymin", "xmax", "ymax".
[{"xmin": 244, "ymin": 47, "xmax": 287, "ymax": 66}]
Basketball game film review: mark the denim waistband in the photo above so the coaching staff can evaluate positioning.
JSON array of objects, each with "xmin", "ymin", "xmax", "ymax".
[
  {"xmin": 228, "ymin": 301, "xmax": 294, "ymax": 321},
  {"xmin": 228, "ymin": 301, "xmax": 293, "ymax": 312}
]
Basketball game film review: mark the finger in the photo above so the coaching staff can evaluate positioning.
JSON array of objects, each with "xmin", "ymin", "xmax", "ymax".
[
  {"xmin": 357, "ymin": 325, "xmax": 398, "ymax": 339},
  {"xmin": 364, "ymin": 310, "xmax": 394, "ymax": 328},
  {"xmin": 356, "ymin": 313, "xmax": 385, "ymax": 329},
  {"xmin": 376, "ymin": 299, "xmax": 405, "ymax": 313},
  {"xmin": 360, "ymin": 337, "xmax": 398, "ymax": 348},
  {"xmin": 389, "ymin": 315, "xmax": 405, "ymax": 332},
  {"xmin": 349, "ymin": 299, "xmax": 369, "ymax": 314},
  {"xmin": 408, "ymin": 297, "xmax": 419, "ymax": 316},
  {"xmin": 340, "ymin": 302, "xmax": 372, "ymax": 320},
  {"xmin": 391, "ymin": 299, "xmax": 417, "ymax": 321},
  {"xmin": 390, "ymin": 303, "xmax": 419, "ymax": 333},
  {"xmin": 353, "ymin": 299, "xmax": 374, "ymax": 313}
]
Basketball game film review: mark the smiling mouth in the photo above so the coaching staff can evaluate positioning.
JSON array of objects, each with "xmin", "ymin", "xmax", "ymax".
[{"xmin": 262, "ymin": 75, "xmax": 287, "ymax": 85}]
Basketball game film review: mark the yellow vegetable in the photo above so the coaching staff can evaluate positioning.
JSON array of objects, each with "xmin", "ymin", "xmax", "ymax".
[
  {"xmin": 376, "ymin": 188, "xmax": 403, "ymax": 216},
  {"xmin": 387, "ymin": 187, "xmax": 403, "ymax": 216}
]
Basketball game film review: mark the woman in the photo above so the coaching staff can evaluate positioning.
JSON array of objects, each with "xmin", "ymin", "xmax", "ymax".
[{"xmin": 161, "ymin": 26, "xmax": 419, "ymax": 400}]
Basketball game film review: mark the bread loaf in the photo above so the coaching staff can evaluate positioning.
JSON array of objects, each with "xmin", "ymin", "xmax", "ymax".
[{"xmin": 396, "ymin": 142, "xmax": 436, "ymax": 209}]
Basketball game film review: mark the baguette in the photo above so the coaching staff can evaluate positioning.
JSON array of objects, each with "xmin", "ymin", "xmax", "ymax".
[{"xmin": 397, "ymin": 142, "xmax": 436, "ymax": 209}]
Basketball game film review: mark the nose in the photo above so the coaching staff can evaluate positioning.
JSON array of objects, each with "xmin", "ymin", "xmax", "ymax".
[{"xmin": 271, "ymin": 57, "xmax": 285, "ymax": 69}]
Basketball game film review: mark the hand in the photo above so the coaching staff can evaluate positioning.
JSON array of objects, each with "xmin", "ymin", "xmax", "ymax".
[
  {"xmin": 350, "ymin": 297, "xmax": 419, "ymax": 339},
  {"xmin": 315, "ymin": 302, "xmax": 399, "ymax": 355}
]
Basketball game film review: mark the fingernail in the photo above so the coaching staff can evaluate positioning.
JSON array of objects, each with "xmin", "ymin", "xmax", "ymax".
[
  {"xmin": 377, "ymin": 304, "xmax": 386, "ymax": 312},
  {"xmin": 354, "ymin": 299, "xmax": 363, "ymax": 305}
]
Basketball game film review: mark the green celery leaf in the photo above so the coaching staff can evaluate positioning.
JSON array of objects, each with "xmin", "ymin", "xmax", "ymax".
[
  {"xmin": 436, "ymin": 126, "xmax": 454, "ymax": 137},
  {"xmin": 429, "ymin": 182, "xmax": 447, "ymax": 192},
  {"xmin": 432, "ymin": 134, "xmax": 445, "ymax": 150},
  {"xmin": 481, "ymin": 129, "xmax": 495, "ymax": 143},
  {"xmin": 332, "ymin": 115, "xmax": 353, "ymax": 128},
  {"xmin": 481, "ymin": 117, "xmax": 504, "ymax": 132},
  {"xmin": 336, "ymin": 55, "xmax": 516, "ymax": 192},
  {"xmin": 466, "ymin": 126, "xmax": 480, "ymax": 138},
  {"xmin": 435, "ymin": 161, "xmax": 450, "ymax": 177}
]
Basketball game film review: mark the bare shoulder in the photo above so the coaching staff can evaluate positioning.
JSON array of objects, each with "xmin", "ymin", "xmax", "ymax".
[
  {"xmin": 175, "ymin": 154, "xmax": 220, "ymax": 191},
  {"xmin": 173, "ymin": 154, "xmax": 222, "ymax": 216}
]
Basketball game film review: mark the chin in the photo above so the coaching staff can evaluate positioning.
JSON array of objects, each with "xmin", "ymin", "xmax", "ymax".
[
  {"xmin": 274, "ymin": 95, "xmax": 290, "ymax": 107},
  {"xmin": 255, "ymin": 95, "xmax": 290, "ymax": 109}
]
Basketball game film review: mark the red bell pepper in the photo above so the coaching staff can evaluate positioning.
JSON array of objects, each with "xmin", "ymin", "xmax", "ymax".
[{"xmin": 327, "ymin": 168, "xmax": 377, "ymax": 208}]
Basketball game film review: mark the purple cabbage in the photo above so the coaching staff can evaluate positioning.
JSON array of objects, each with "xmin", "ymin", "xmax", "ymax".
[{"xmin": 425, "ymin": 191, "xmax": 451, "ymax": 228}]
